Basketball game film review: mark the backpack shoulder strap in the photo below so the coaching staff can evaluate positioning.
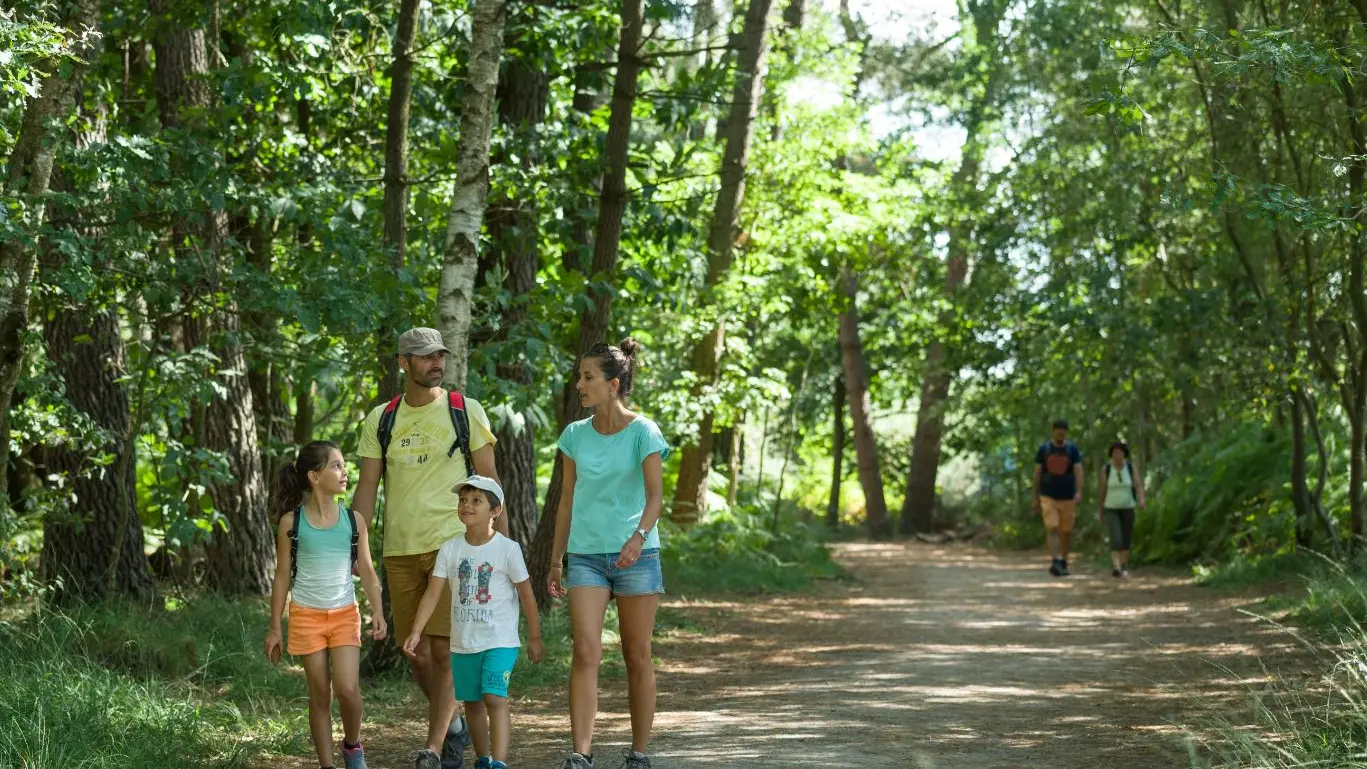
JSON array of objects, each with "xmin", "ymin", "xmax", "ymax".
[
  {"xmin": 377, "ymin": 395, "xmax": 403, "ymax": 461},
  {"xmin": 342, "ymin": 505, "xmax": 359, "ymax": 571},
  {"xmin": 287, "ymin": 508, "xmax": 301, "ymax": 582},
  {"xmin": 447, "ymin": 391, "xmax": 475, "ymax": 474}
]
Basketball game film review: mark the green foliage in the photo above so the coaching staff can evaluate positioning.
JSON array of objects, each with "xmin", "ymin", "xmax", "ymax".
[{"xmin": 661, "ymin": 506, "xmax": 846, "ymax": 596}]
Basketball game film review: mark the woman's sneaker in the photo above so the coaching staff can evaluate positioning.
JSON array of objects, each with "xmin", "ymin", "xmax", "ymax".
[
  {"xmin": 617, "ymin": 749, "xmax": 651, "ymax": 769},
  {"xmin": 561, "ymin": 753, "xmax": 595, "ymax": 769},
  {"xmin": 342, "ymin": 742, "xmax": 367, "ymax": 769}
]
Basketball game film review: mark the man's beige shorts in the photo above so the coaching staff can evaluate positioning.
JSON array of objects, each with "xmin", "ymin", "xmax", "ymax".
[
  {"xmin": 1040, "ymin": 497, "xmax": 1077, "ymax": 533},
  {"xmin": 385, "ymin": 551, "xmax": 452, "ymax": 643}
]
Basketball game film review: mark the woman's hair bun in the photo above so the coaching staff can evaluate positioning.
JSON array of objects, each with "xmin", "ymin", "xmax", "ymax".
[{"xmin": 618, "ymin": 337, "xmax": 641, "ymax": 359}]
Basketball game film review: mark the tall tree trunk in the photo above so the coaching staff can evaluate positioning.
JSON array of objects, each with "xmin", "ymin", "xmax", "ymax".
[
  {"xmin": 672, "ymin": 0, "xmax": 776, "ymax": 526},
  {"xmin": 153, "ymin": 0, "xmax": 271, "ymax": 594},
  {"xmin": 727, "ymin": 418, "xmax": 743, "ymax": 507},
  {"xmin": 529, "ymin": 0, "xmax": 646, "ymax": 608},
  {"xmin": 377, "ymin": 0, "xmax": 421, "ymax": 404},
  {"xmin": 42, "ymin": 307, "xmax": 154, "ymax": 603},
  {"xmin": 838, "ymin": 270, "xmax": 889, "ymax": 539},
  {"xmin": 0, "ymin": 0, "xmax": 102, "ymax": 505},
  {"xmin": 438, "ymin": 0, "xmax": 509, "ymax": 391},
  {"xmin": 1338, "ymin": 5, "xmax": 1367, "ymax": 547},
  {"xmin": 827, "ymin": 374, "xmax": 845, "ymax": 529},
  {"xmin": 899, "ymin": 0, "xmax": 1001, "ymax": 534},
  {"xmin": 486, "ymin": 13, "xmax": 550, "ymax": 549}
]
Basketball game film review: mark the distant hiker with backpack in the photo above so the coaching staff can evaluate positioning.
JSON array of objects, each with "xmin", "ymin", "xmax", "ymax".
[
  {"xmin": 1034, "ymin": 419, "xmax": 1084, "ymax": 577},
  {"xmin": 352, "ymin": 327, "xmax": 501, "ymax": 769},
  {"xmin": 265, "ymin": 440, "xmax": 387, "ymax": 769},
  {"xmin": 1097, "ymin": 441, "xmax": 1146, "ymax": 578}
]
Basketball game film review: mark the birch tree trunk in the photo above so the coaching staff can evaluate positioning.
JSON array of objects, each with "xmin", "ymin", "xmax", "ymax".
[
  {"xmin": 671, "ymin": 0, "xmax": 775, "ymax": 526},
  {"xmin": 438, "ymin": 0, "xmax": 509, "ymax": 391},
  {"xmin": 0, "ymin": 0, "xmax": 102, "ymax": 505}
]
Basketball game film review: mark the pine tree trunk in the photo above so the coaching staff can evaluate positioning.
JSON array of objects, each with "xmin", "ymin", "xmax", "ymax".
[
  {"xmin": 153, "ymin": 0, "xmax": 271, "ymax": 594},
  {"xmin": 672, "ymin": 0, "xmax": 775, "ymax": 526},
  {"xmin": 438, "ymin": 0, "xmax": 508, "ymax": 391},
  {"xmin": 838, "ymin": 270, "xmax": 889, "ymax": 539},
  {"xmin": 487, "ymin": 16, "xmax": 550, "ymax": 549},
  {"xmin": 0, "ymin": 0, "xmax": 102, "ymax": 504},
  {"xmin": 827, "ymin": 374, "xmax": 845, "ymax": 529},
  {"xmin": 529, "ymin": 0, "xmax": 646, "ymax": 608},
  {"xmin": 42, "ymin": 308, "xmax": 154, "ymax": 603},
  {"xmin": 377, "ymin": 0, "xmax": 421, "ymax": 404},
  {"xmin": 899, "ymin": 0, "xmax": 1001, "ymax": 535}
]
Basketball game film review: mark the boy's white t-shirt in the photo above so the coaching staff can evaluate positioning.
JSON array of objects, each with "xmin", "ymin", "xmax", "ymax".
[{"xmin": 432, "ymin": 532, "xmax": 529, "ymax": 654}]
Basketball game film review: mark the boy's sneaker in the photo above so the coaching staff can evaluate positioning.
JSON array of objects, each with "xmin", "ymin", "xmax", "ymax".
[
  {"xmin": 561, "ymin": 753, "xmax": 595, "ymax": 769},
  {"xmin": 441, "ymin": 718, "xmax": 471, "ymax": 769},
  {"xmin": 1059, "ymin": 559, "xmax": 1070, "ymax": 576},
  {"xmin": 473, "ymin": 759, "xmax": 493, "ymax": 769},
  {"xmin": 1048, "ymin": 559, "xmax": 1062, "ymax": 576},
  {"xmin": 617, "ymin": 750, "xmax": 651, "ymax": 769},
  {"xmin": 490, "ymin": 762, "xmax": 508, "ymax": 769},
  {"xmin": 342, "ymin": 743, "xmax": 367, "ymax": 769},
  {"xmin": 417, "ymin": 749, "xmax": 442, "ymax": 769}
]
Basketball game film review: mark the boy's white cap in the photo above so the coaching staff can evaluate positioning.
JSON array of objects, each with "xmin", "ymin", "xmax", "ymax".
[{"xmin": 453, "ymin": 474, "xmax": 504, "ymax": 507}]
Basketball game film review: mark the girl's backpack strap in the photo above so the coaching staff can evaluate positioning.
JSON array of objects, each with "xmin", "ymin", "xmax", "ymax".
[{"xmin": 287, "ymin": 508, "xmax": 302, "ymax": 582}]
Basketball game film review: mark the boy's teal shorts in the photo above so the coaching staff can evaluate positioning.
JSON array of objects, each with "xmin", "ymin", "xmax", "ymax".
[{"xmin": 451, "ymin": 647, "xmax": 519, "ymax": 701}]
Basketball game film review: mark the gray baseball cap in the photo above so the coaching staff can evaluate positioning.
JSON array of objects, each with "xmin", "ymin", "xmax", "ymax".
[
  {"xmin": 453, "ymin": 474, "xmax": 505, "ymax": 507},
  {"xmin": 398, "ymin": 327, "xmax": 450, "ymax": 357}
]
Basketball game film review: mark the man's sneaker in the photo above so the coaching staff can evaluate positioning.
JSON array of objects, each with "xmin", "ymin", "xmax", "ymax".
[
  {"xmin": 342, "ymin": 743, "xmax": 367, "ymax": 769},
  {"xmin": 417, "ymin": 749, "xmax": 442, "ymax": 769},
  {"xmin": 1120, "ymin": 566, "xmax": 1131, "ymax": 578},
  {"xmin": 1048, "ymin": 559, "xmax": 1062, "ymax": 576},
  {"xmin": 1112, "ymin": 568, "xmax": 1122, "ymax": 578},
  {"xmin": 560, "ymin": 753, "xmax": 595, "ymax": 769},
  {"xmin": 1059, "ymin": 559, "xmax": 1070, "ymax": 576},
  {"xmin": 441, "ymin": 718, "xmax": 471, "ymax": 769},
  {"xmin": 616, "ymin": 749, "xmax": 651, "ymax": 769}
]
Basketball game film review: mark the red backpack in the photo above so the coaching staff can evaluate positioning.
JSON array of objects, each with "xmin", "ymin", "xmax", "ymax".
[{"xmin": 375, "ymin": 391, "xmax": 475, "ymax": 475}]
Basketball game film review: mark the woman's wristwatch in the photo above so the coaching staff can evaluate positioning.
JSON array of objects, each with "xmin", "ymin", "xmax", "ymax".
[{"xmin": 634, "ymin": 526, "xmax": 651, "ymax": 542}]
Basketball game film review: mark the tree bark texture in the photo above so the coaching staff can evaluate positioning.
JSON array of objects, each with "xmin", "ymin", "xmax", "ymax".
[
  {"xmin": 487, "ymin": 15, "xmax": 550, "ymax": 550},
  {"xmin": 899, "ymin": 0, "xmax": 1001, "ymax": 534},
  {"xmin": 438, "ymin": 0, "xmax": 509, "ymax": 391},
  {"xmin": 377, "ymin": 0, "xmax": 422, "ymax": 404},
  {"xmin": 153, "ymin": 0, "xmax": 271, "ymax": 594},
  {"xmin": 529, "ymin": 0, "xmax": 646, "ymax": 608},
  {"xmin": 827, "ymin": 374, "xmax": 845, "ymax": 529},
  {"xmin": 41, "ymin": 308, "xmax": 154, "ymax": 603},
  {"xmin": 671, "ymin": 0, "xmax": 776, "ymax": 526},
  {"xmin": 838, "ymin": 271, "xmax": 890, "ymax": 539},
  {"xmin": 0, "ymin": 0, "xmax": 102, "ymax": 506}
]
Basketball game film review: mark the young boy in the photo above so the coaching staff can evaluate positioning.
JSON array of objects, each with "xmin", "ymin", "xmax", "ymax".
[{"xmin": 405, "ymin": 475, "xmax": 544, "ymax": 769}]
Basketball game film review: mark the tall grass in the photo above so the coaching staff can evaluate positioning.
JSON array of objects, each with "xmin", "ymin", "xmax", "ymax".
[{"xmin": 659, "ymin": 505, "xmax": 846, "ymax": 596}]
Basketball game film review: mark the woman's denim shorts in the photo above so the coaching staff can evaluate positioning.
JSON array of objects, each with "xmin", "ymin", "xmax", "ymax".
[{"xmin": 566, "ymin": 548, "xmax": 664, "ymax": 596}]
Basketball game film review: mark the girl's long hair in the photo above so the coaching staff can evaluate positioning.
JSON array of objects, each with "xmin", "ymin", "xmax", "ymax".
[{"xmin": 274, "ymin": 441, "xmax": 340, "ymax": 518}]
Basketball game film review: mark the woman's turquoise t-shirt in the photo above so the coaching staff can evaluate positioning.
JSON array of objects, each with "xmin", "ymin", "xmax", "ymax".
[{"xmin": 557, "ymin": 415, "xmax": 670, "ymax": 555}]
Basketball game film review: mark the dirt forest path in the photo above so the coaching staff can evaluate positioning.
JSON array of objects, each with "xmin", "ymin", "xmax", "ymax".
[{"xmin": 263, "ymin": 543, "xmax": 1304, "ymax": 768}]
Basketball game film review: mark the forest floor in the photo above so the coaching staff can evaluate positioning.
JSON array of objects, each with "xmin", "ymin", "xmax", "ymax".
[{"xmin": 255, "ymin": 542, "xmax": 1310, "ymax": 768}]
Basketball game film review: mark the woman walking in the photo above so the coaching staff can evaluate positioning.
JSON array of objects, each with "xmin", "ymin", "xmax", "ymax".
[
  {"xmin": 1097, "ymin": 441, "xmax": 1146, "ymax": 577},
  {"xmin": 547, "ymin": 339, "xmax": 670, "ymax": 769}
]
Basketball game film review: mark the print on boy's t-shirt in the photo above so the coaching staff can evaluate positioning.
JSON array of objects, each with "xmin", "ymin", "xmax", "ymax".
[{"xmin": 432, "ymin": 532, "xmax": 529, "ymax": 653}]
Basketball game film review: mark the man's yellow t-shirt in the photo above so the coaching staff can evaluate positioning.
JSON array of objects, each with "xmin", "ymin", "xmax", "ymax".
[{"xmin": 357, "ymin": 391, "xmax": 496, "ymax": 557}]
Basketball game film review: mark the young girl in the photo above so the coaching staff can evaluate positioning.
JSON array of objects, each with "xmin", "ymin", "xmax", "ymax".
[
  {"xmin": 547, "ymin": 339, "xmax": 669, "ymax": 769},
  {"xmin": 265, "ymin": 441, "xmax": 387, "ymax": 769},
  {"xmin": 404, "ymin": 475, "xmax": 543, "ymax": 769}
]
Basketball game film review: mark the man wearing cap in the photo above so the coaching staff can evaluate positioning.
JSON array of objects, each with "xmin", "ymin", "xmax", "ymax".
[{"xmin": 352, "ymin": 327, "xmax": 502, "ymax": 769}]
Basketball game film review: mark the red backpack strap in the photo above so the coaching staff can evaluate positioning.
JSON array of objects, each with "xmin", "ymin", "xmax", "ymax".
[
  {"xmin": 446, "ymin": 391, "xmax": 474, "ymax": 473},
  {"xmin": 376, "ymin": 395, "xmax": 403, "ymax": 462}
]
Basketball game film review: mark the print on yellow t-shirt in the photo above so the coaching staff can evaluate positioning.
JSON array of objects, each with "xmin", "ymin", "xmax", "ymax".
[{"xmin": 357, "ymin": 392, "xmax": 496, "ymax": 557}]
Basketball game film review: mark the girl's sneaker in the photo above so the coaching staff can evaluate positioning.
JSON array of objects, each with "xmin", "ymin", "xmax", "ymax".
[
  {"xmin": 560, "ymin": 754, "xmax": 594, "ymax": 769},
  {"xmin": 617, "ymin": 749, "xmax": 651, "ymax": 769},
  {"xmin": 342, "ymin": 743, "xmax": 367, "ymax": 769}
]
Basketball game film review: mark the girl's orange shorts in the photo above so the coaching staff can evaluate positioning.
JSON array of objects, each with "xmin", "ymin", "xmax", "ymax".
[{"xmin": 287, "ymin": 602, "xmax": 362, "ymax": 656}]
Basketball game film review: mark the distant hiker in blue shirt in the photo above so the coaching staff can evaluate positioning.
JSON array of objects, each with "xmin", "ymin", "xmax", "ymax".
[
  {"xmin": 546, "ymin": 339, "xmax": 670, "ymax": 769},
  {"xmin": 1034, "ymin": 419, "xmax": 1084, "ymax": 576}
]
